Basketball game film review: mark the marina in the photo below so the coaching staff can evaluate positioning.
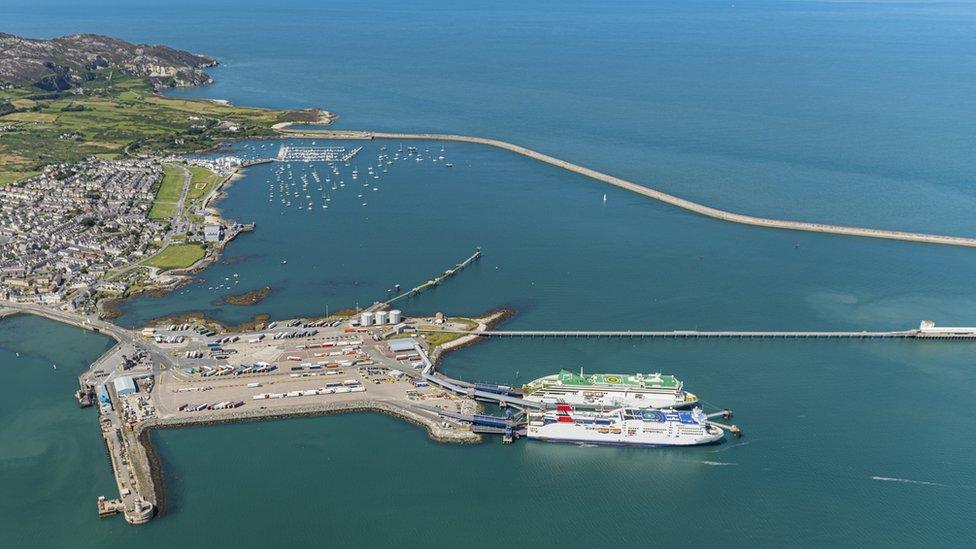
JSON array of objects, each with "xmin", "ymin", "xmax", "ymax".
[{"xmin": 275, "ymin": 145, "xmax": 362, "ymax": 162}]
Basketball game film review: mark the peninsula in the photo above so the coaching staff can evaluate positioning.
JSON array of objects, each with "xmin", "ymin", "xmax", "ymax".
[{"xmin": 0, "ymin": 32, "xmax": 332, "ymax": 184}]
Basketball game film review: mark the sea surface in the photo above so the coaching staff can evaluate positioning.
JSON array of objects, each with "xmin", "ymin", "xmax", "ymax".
[{"xmin": 3, "ymin": 0, "xmax": 976, "ymax": 546}]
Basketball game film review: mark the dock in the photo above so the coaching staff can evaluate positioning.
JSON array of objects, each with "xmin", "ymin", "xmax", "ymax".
[
  {"xmin": 276, "ymin": 145, "xmax": 362, "ymax": 162},
  {"xmin": 278, "ymin": 129, "xmax": 976, "ymax": 249}
]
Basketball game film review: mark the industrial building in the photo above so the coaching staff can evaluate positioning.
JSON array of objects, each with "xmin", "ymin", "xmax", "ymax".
[
  {"xmin": 388, "ymin": 338, "xmax": 420, "ymax": 354},
  {"xmin": 113, "ymin": 376, "xmax": 137, "ymax": 397}
]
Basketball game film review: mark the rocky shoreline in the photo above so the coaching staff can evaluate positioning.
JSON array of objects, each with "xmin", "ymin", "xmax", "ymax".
[
  {"xmin": 223, "ymin": 286, "xmax": 272, "ymax": 306},
  {"xmin": 429, "ymin": 308, "xmax": 514, "ymax": 365}
]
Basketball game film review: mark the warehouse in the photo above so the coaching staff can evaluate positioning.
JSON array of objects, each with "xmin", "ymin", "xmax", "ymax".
[
  {"xmin": 113, "ymin": 376, "xmax": 137, "ymax": 397},
  {"xmin": 387, "ymin": 338, "xmax": 420, "ymax": 354}
]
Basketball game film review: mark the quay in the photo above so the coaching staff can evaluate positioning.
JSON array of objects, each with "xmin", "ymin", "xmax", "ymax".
[
  {"xmin": 278, "ymin": 128, "xmax": 976, "ymax": 249},
  {"xmin": 241, "ymin": 158, "xmax": 273, "ymax": 167}
]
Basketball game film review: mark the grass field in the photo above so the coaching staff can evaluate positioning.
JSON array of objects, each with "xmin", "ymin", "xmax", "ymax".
[
  {"xmin": 147, "ymin": 163, "xmax": 184, "ymax": 220},
  {"xmin": 148, "ymin": 202, "xmax": 176, "ymax": 220},
  {"xmin": 145, "ymin": 243, "xmax": 206, "ymax": 270},
  {"xmin": 2, "ymin": 112, "xmax": 57, "ymax": 122},
  {"xmin": 156, "ymin": 163, "xmax": 185, "ymax": 201},
  {"xmin": 406, "ymin": 318, "xmax": 479, "ymax": 347},
  {"xmin": 187, "ymin": 165, "xmax": 222, "ymax": 200},
  {"xmin": 0, "ymin": 72, "xmax": 325, "ymax": 184}
]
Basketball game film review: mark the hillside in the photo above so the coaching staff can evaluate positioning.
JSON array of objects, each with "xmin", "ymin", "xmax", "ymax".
[
  {"xmin": 0, "ymin": 32, "xmax": 217, "ymax": 91},
  {"xmin": 0, "ymin": 34, "xmax": 331, "ymax": 184}
]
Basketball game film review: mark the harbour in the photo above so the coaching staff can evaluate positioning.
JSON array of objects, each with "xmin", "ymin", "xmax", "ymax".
[
  {"xmin": 4, "ymin": 1, "xmax": 976, "ymax": 546},
  {"xmin": 4, "ymin": 293, "xmax": 973, "ymax": 525}
]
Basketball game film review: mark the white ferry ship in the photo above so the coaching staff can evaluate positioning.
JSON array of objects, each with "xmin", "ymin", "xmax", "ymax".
[
  {"xmin": 522, "ymin": 369, "xmax": 698, "ymax": 409},
  {"xmin": 526, "ymin": 405, "xmax": 723, "ymax": 447}
]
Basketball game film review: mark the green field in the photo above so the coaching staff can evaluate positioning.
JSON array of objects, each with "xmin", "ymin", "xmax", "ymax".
[
  {"xmin": 187, "ymin": 165, "xmax": 222, "ymax": 200},
  {"xmin": 0, "ymin": 72, "xmax": 325, "ymax": 184},
  {"xmin": 402, "ymin": 318, "xmax": 479, "ymax": 348},
  {"xmin": 148, "ymin": 202, "xmax": 176, "ymax": 220},
  {"xmin": 145, "ymin": 243, "xmax": 206, "ymax": 270},
  {"xmin": 148, "ymin": 163, "xmax": 184, "ymax": 220},
  {"xmin": 156, "ymin": 163, "xmax": 185, "ymax": 201}
]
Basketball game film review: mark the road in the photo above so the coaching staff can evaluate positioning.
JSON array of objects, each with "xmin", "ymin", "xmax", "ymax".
[{"xmin": 0, "ymin": 301, "xmax": 176, "ymax": 378}]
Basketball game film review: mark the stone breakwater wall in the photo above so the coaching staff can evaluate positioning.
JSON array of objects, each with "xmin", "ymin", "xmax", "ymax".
[{"xmin": 134, "ymin": 398, "xmax": 481, "ymax": 514}]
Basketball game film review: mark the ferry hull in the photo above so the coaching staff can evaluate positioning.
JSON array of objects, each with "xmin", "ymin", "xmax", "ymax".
[
  {"xmin": 526, "ymin": 405, "xmax": 724, "ymax": 447},
  {"xmin": 528, "ymin": 434, "xmax": 723, "ymax": 447},
  {"xmin": 526, "ymin": 426, "xmax": 724, "ymax": 447}
]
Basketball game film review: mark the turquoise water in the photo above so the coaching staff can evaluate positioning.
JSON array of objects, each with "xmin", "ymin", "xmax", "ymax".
[
  {"xmin": 4, "ymin": 0, "xmax": 976, "ymax": 545},
  {"xmin": 0, "ymin": 316, "xmax": 117, "ymax": 546}
]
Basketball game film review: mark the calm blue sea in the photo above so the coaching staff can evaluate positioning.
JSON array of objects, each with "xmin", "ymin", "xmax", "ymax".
[{"xmin": 3, "ymin": 1, "xmax": 976, "ymax": 546}]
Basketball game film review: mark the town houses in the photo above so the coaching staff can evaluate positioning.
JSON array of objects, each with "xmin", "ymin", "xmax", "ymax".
[{"xmin": 0, "ymin": 159, "xmax": 167, "ymax": 310}]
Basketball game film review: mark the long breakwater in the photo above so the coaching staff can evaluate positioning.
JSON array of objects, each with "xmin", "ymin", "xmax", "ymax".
[{"xmin": 277, "ymin": 129, "xmax": 976, "ymax": 248}]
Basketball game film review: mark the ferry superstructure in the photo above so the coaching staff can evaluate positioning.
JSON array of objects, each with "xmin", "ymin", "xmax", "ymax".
[
  {"xmin": 522, "ymin": 369, "xmax": 698, "ymax": 409},
  {"xmin": 526, "ymin": 405, "xmax": 723, "ymax": 447}
]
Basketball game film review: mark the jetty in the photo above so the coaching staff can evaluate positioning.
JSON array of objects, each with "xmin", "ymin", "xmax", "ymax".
[
  {"xmin": 277, "ymin": 129, "xmax": 976, "ymax": 249},
  {"xmin": 419, "ymin": 321, "xmax": 976, "ymax": 340},
  {"xmin": 379, "ymin": 247, "xmax": 482, "ymax": 308},
  {"xmin": 276, "ymin": 145, "xmax": 361, "ymax": 162}
]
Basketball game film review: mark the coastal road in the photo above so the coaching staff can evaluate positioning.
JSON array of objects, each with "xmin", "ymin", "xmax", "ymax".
[
  {"xmin": 278, "ymin": 128, "xmax": 976, "ymax": 249},
  {"xmin": 0, "ymin": 301, "xmax": 176, "ymax": 375}
]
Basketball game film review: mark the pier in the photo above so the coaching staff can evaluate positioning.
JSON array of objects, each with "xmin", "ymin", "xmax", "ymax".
[
  {"xmin": 279, "ymin": 129, "xmax": 976, "ymax": 249},
  {"xmin": 276, "ymin": 145, "xmax": 361, "ymax": 162},
  {"xmin": 419, "ymin": 324, "xmax": 976, "ymax": 340},
  {"xmin": 380, "ymin": 247, "xmax": 482, "ymax": 307}
]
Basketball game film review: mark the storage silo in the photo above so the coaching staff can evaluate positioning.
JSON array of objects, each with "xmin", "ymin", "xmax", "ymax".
[
  {"xmin": 388, "ymin": 309, "xmax": 402, "ymax": 324},
  {"xmin": 360, "ymin": 311, "xmax": 374, "ymax": 326},
  {"xmin": 375, "ymin": 310, "xmax": 388, "ymax": 325}
]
